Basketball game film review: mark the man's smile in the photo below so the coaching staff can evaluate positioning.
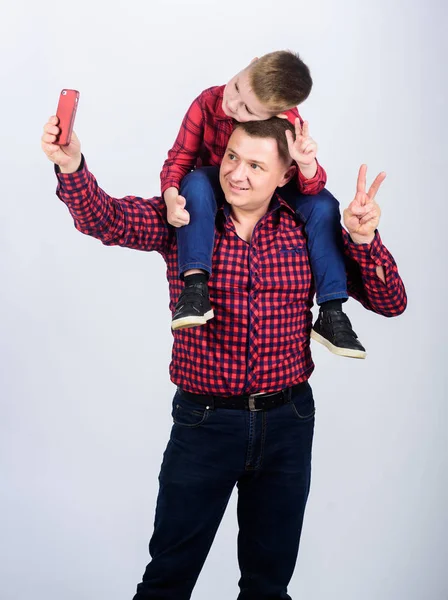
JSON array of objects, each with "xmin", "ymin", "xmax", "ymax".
[{"xmin": 228, "ymin": 181, "xmax": 249, "ymax": 192}]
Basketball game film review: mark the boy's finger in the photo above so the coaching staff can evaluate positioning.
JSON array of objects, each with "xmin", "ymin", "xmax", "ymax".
[
  {"xmin": 302, "ymin": 121, "xmax": 310, "ymax": 138},
  {"xmin": 285, "ymin": 130, "xmax": 295, "ymax": 154},
  {"xmin": 294, "ymin": 118, "xmax": 303, "ymax": 138}
]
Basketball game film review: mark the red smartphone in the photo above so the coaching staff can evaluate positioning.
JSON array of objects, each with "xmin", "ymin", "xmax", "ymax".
[{"xmin": 55, "ymin": 89, "xmax": 80, "ymax": 146}]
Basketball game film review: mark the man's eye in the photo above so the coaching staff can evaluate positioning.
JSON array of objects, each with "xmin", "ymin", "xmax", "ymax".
[
  {"xmin": 250, "ymin": 163, "xmax": 260, "ymax": 170},
  {"xmin": 228, "ymin": 153, "xmax": 236, "ymax": 160}
]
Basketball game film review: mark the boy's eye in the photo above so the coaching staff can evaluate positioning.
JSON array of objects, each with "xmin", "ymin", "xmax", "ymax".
[
  {"xmin": 235, "ymin": 82, "xmax": 239, "ymax": 93},
  {"xmin": 245, "ymin": 105, "xmax": 253, "ymax": 115}
]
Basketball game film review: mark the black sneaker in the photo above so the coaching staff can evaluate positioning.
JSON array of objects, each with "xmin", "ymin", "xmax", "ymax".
[
  {"xmin": 311, "ymin": 309, "xmax": 367, "ymax": 359},
  {"xmin": 171, "ymin": 282, "xmax": 214, "ymax": 330}
]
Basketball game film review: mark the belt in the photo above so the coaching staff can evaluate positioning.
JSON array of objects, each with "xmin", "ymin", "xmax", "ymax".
[{"xmin": 179, "ymin": 382, "xmax": 308, "ymax": 412}]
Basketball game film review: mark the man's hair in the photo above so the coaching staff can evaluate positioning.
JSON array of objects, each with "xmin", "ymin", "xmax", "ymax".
[
  {"xmin": 233, "ymin": 118, "xmax": 296, "ymax": 166},
  {"xmin": 248, "ymin": 50, "xmax": 313, "ymax": 113}
]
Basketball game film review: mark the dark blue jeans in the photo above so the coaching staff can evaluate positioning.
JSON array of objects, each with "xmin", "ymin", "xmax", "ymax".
[
  {"xmin": 176, "ymin": 167, "xmax": 348, "ymax": 304},
  {"xmin": 133, "ymin": 383, "xmax": 315, "ymax": 599}
]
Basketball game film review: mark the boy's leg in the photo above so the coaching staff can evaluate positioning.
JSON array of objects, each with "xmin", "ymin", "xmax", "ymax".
[
  {"xmin": 172, "ymin": 167, "xmax": 222, "ymax": 330},
  {"xmin": 132, "ymin": 390, "xmax": 239, "ymax": 600},
  {"xmin": 280, "ymin": 183, "xmax": 366, "ymax": 358}
]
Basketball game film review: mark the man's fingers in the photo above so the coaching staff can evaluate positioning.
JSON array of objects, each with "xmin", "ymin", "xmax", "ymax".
[
  {"xmin": 356, "ymin": 164, "xmax": 367, "ymax": 196},
  {"xmin": 42, "ymin": 132, "xmax": 58, "ymax": 144},
  {"xmin": 367, "ymin": 171, "xmax": 386, "ymax": 202},
  {"xmin": 43, "ymin": 123, "xmax": 60, "ymax": 136},
  {"xmin": 359, "ymin": 211, "xmax": 379, "ymax": 225},
  {"xmin": 348, "ymin": 202, "xmax": 373, "ymax": 217}
]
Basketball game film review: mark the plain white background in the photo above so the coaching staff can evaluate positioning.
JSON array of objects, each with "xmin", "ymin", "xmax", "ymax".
[{"xmin": 1, "ymin": 0, "xmax": 447, "ymax": 598}]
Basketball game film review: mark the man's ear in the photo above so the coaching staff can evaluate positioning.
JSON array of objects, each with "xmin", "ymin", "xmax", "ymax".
[
  {"xmin": 277, "ymin": 164, "xmax": 297, "ymax": 188},
  {"xmin": 275, "ymin": 113, "xmax": 289, "ymax": 120}
]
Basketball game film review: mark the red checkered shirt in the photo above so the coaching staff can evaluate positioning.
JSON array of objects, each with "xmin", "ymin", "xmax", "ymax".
[
  {"xmin": 56, "ymin": 159, "xmax": 407, "ymax": 396},
  {"xmin": 160, "ymin": 85, "xmax": 327, "ymax": 196}
]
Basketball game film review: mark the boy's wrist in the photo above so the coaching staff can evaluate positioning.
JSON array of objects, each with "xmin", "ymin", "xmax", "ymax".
[
  {"xmin": 163, "ymin": 186, "xmax": 179, "ymax": 205},
  {"xmin": 297, "ymin": 159, "xmax": 318, "ymax": 180}
]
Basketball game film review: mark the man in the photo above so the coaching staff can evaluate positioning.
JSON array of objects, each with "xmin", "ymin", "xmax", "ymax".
[{"xmin": 41, "ymin": 115, "xmax": 406, "ymax": 599}]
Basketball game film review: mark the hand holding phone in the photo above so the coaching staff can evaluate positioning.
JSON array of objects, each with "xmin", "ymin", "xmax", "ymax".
[{"xmin": 55, "ymin": 89, "xmax": 79, "ymax": 146}]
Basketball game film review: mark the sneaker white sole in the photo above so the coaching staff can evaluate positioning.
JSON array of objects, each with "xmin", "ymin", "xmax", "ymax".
[
  {"xmin": 171, "ymin": 310, "xmax": 214, "ymax": 331},
  {"xmin": 311, "ymin": 329, "xmax": 367, "ymax": 359}
]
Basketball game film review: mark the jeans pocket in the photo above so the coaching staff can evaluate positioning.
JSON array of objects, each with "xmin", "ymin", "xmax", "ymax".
[
  {"xmin": 289, "ymin": 386, "xmax": 315, "ymax": 421},
  {"xmin": 172, "ymin": 392, "xmax": 210, "ymax": 428}
]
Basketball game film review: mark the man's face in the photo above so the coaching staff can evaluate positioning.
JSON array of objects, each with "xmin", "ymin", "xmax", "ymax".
[
  {"xmin": 219, "ymin": 127, "xmax": 294, "ymax": 213},
  {"xmin": 222, "ymin": 64, "xmax": 274, "ymax": 123}
]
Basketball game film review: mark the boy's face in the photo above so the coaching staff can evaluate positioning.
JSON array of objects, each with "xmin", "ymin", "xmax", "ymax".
[
  {"xmin": 219, "ymin": 127, "xmax": 294, "ymax": 212},
  {"xmin": 222, "ymin": 63, "xmax": 276, "ymax": 123}
]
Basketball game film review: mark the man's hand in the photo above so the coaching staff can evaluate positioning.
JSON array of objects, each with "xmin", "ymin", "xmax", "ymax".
[
  {"xmin": 343, "ymin": 164, "xmax": 386, "ymax": 245},
  {"xmin": 285, "ymin": 118, "xmax": 318, "ymax": 179},
  {"xmin": 41, "ymin": 116, "xmax": 82, "ymax": 173},
  {"xmin": 164, "ymin": 187, "xmax": 190, "ymax": 227}
]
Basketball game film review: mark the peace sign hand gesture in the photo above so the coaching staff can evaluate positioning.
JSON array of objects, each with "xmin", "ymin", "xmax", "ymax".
[
  {"xmin": 343, "ymin": 165, "xmax": 386, "ymax": 245},
  {"xmin": 285, "ymin": 119, "xmax": 318, "ymax": 179}
]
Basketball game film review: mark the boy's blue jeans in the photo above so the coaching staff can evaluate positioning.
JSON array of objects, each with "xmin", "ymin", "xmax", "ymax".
[
  {"xmin": 133, "ymin": 383, "xmax": 315, "ymax": 599},
  {"xmin": 176, "ymin": 167, "xmax": 348, "ymax": 305}
]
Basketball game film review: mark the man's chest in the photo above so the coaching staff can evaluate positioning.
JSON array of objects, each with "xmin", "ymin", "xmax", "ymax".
[{"xmin": 209, "ymin": 214, "xmax": 313, "ymax": 300}]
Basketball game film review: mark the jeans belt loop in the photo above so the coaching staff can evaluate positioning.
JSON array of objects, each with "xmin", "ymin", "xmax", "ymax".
[{"xmin": 248, "ymin": 392, "xmax": 264, "ymax": 412}]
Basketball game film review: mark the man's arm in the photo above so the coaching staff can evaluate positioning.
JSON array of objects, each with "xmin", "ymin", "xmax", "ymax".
[
  {"xmin": 56, "ymin": 157, "xmax": 172, "ymax": 254},
  {"xmin": 342, "ymin": 164, "xmax": 407, "ymax": 316},
  {"xmin": 343, "ymin": 230, "xmax": 407, "ymax": 316},
  {"xmin": 42, "ymin": 118, "xmax": 172, "ymax": 255}
]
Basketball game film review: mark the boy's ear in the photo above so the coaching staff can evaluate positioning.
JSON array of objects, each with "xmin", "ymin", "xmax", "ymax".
[
  {"xmin": 250, "ymin": 57, "xmax": 259, "ymax": 65},
  {"xmin": 275, "ymin": 113, "xmax": 289, "ymax": 120}
]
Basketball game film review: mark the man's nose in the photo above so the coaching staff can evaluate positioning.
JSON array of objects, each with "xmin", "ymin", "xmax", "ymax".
[{"xmin": 230, "ymin": 162, "xmax": 247, "ymax": 180}]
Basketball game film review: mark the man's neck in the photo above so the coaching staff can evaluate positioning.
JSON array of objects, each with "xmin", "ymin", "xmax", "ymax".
[{"xmin": 230, "ymin": 203, "xmax": 270, "ymax": 243}]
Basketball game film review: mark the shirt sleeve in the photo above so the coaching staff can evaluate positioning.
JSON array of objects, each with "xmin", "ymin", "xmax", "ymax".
[
  {"xmin": 56, "ymin": 156, "xmax": 173, "ymax": 255},
  {"xmin": 160, "ymin": 92, "xmax": 206, "ymax": 195},
  {"xmin": 343, "ymin": 229, "xmax": 407, "ymax": 317},
  {"xmin": 284, "ymin": 107, "xmax": 327, "ymax": 195}
]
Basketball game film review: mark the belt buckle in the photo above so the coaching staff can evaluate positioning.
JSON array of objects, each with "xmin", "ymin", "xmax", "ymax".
[{"xmin": 248, "ymin": 392, "xmax": 264, "ymax": 412}]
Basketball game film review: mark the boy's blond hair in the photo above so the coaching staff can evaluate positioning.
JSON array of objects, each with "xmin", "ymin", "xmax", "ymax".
[{"xmin": 249, "ymin": 50, "xmax": 313, "ymax": 113}]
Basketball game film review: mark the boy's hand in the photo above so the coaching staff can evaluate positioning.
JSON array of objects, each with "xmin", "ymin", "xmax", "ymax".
[
  {"xmin": 343, "ymin": 164, "xmax": 386, "ymax": 245},
  {"xmin": 41, "ymin": 116, "xmax": 82, "ymax": 173},
  {"xmin": 285, "ymin": 119, "xmax": 318, "ymax": 179},
  {"xmin": 164, "ymin": 190, "xmax": 190, "ymax": 227}
]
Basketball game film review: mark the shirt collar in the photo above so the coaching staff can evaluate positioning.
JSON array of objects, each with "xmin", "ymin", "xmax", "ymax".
[
  {"xmin": 219, "ymin": 192, "xmax": 295, "ymax": 221},
  {"xmin": 214, "ymin": 85, "xmax": 234, "ymax": 122}
]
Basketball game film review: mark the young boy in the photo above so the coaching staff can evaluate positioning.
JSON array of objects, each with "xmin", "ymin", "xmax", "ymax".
[{"xmin": 162, "ymin": 50, "xmax": 366, "ymax": 359}]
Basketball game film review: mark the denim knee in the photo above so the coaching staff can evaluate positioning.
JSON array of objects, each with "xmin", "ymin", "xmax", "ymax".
[
  {"xmin": 179, "ymin": 169, "xmax": 216, "ymax": 212},
  {"xmin": 310, "ymin": 189, "xmax": 341, "ymax": 221}
]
